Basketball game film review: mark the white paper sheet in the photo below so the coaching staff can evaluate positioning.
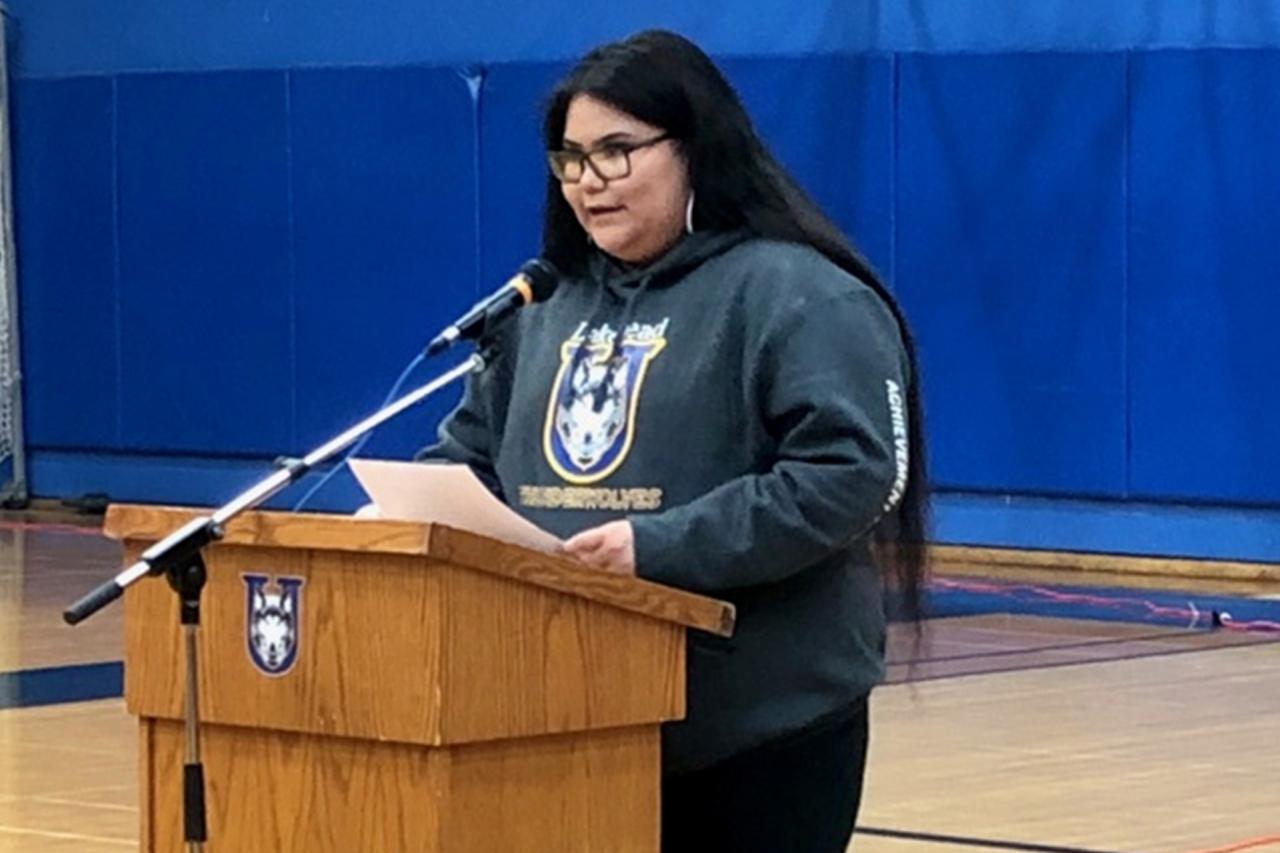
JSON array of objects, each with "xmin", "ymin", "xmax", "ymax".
[{"xmin": 348, "ymin": 458, "xmax": 563, "ymax": 554}]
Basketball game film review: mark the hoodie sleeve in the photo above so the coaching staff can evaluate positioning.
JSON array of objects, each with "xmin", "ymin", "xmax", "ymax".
[
  {"xmin": 414, "ymin": 337, "xmax": 515, "ymax": 500},
  {"xmin": 628, "ymin": 286, "xmax": 910, "ymax": 593}
]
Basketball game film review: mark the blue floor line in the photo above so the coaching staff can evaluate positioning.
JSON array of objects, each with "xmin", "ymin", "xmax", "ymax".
[{"xmin": 0, "ymin": 661, "xmax": 123, "ymax": 709}]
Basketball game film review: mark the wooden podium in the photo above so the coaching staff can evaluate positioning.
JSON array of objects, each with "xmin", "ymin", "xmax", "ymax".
[{"xmin": 106, "ymin": 505, "xmax": 735, "ymax": 852}]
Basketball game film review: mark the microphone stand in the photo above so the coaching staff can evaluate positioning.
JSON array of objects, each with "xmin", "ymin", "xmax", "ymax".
[{"xmin": 62, "ymin": 346, "xmax": 494, "ymax": 851}]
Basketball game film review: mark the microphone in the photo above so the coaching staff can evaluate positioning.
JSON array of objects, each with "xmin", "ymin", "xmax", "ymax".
[{"xmin": 426, "ymin": 259, "xmax": 560, "ymax": 355}]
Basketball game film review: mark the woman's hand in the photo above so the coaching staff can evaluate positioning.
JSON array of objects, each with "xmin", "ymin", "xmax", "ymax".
[{"xmin": 561, "ymin": 521, "xmax": 636, "ymax": 575}]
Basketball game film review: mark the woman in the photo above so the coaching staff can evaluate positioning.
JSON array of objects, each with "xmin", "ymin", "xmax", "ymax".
[{"xmin": 421, "ymin": 30, "xmax": 929, "ymax": 852}]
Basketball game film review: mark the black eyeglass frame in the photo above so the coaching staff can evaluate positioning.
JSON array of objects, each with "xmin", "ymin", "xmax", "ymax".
[{"xmin": 546, "ymin": 133, "xmax": 674, "ymax": 184}]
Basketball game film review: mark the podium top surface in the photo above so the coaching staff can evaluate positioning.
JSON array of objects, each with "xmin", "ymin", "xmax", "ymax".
[{"xmin": 105, "ymin": 504, "xmax": 734, "ymax": 637}]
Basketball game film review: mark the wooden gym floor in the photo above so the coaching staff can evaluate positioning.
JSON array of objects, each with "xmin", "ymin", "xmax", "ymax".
[{"xmin": 1, "ymin": 520, "xmax": 1277, "ymax": 852}]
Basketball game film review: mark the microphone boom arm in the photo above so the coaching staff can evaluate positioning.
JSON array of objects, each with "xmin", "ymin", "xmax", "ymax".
[{"xmin": 63, "ymin": 350, "xmax": 488, "ymax": 625}]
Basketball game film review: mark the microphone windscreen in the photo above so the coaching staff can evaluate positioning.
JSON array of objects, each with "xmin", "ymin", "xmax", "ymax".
[{"xmin": 518, "ymin": 258, "xmax": 561, "ymax": 303}]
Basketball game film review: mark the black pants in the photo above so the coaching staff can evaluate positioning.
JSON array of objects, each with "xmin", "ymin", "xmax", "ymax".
[{"xmin": 661, "ymin": 698, "xmax": 870, "ymax": 853}]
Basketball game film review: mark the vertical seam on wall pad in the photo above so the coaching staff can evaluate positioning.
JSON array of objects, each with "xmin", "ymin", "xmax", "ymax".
[
  {"xmin": 889, "ymin": 52, "xmax": 899, "ymax": 289},
  {"xmin": 466, "ymin": 67, "xmax": 486, "ymax": 297},
  {"xmin": 111, "ymin": 76, "xmax": 123, "ymax": 445},
  {"xmin": 283, "ymin": 71, "xmax": 299, "ymax": 448},
  {"xmin": 1121, "ymin": 51, "xmax": 1133, "ymax": 498}
]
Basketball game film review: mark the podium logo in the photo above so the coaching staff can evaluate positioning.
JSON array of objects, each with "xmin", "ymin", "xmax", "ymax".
[{"xmin": 242, "ymin": 574, "xmax": 304, "ymax": 677}]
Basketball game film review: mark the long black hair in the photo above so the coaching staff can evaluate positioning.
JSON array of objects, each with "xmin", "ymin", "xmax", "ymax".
[{"xmin": 542, "ymin": 30, "xmax": 930, "ymax": 621}]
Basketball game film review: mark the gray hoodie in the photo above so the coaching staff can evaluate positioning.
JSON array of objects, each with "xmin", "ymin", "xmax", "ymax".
[{"xmin": 420, "ymin": 231, "xmax": 910, "ymax": 772}]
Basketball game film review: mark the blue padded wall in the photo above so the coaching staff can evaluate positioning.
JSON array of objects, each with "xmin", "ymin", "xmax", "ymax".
[
  {"xmin": 5, "ymin": 1, "xmax": 865, "ymax": 76},
  {"xmin": 895, "ymin": 54, "xmax": 1128, "ymax": 496},
  {"xmin": 476, "ymin": 62, "xmax": 570, "ymax": 290},
  {"xmin": 289, "ymin": 66, "xmax": 478, "ymax": 460},
  {"xmin": 115, "ymin": 72, "xmax": 293, "ymax": 455},
  {"xmin": 1128, "ymin": 51, "xmax": 1280, "ymax": 505},
  {"xmin": 720, "ymin": 55, "xmax": 893, "ymax": 276},
  {"xmin": 12, "ymin": 77, "xmax": 119, "ymax": 451},
  {"xmin": 478, "ymin": 56, "xmax": 893, "ymax": 286},
  {"xmin": 10, "ymin": 1, "xmax": 1280, "ymax": 77},
  {"xmin": 9, "ymin": 39, "xmax": 1280, "ymax": 555}
]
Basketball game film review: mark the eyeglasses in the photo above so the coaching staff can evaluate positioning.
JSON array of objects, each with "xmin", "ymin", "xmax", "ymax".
[{"xmin": 547, "ymin": 134, "xmax": 673, "ymax": 184}]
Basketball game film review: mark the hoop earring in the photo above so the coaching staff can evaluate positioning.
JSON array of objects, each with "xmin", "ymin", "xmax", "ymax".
[{"xmin": 685, "ymin": 191, "xmax": 696, "ymax": 235}]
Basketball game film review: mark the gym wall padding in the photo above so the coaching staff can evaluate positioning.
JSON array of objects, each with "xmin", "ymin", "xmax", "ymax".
[{"xmin": 9, "ymin": 3, "xmax": 1280, "ymax": 554}]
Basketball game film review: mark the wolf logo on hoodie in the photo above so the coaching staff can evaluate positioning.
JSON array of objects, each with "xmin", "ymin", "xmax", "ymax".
[{"xmin": 544, "ymin": 321, "xmax": 667, "ymax": 484}]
